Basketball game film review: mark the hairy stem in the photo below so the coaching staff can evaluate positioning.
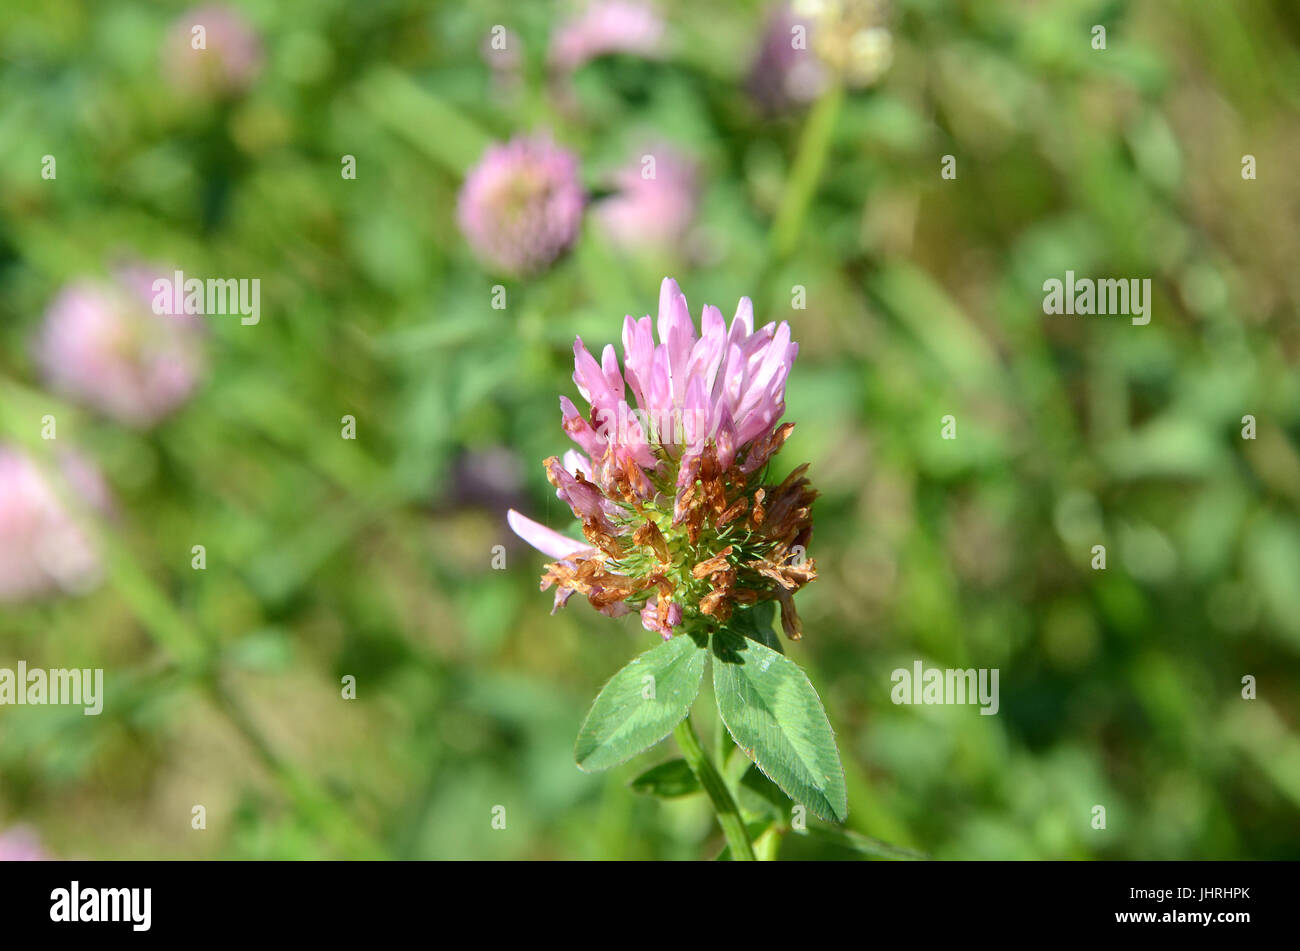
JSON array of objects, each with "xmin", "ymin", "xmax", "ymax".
[{"xmin": 674, "ymin": 716, "xmax": 757, "ymax": 861}]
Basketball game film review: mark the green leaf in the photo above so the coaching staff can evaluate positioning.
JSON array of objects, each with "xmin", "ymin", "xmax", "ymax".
[
  {"xmin": 737, "ymin": 763, "xmax": 792, "ymax": 819},
  {"xmin": 729, "ymin": 601, "xmax": 783, "ymax": 654},
  {"xmin": 712, "ymin": 630, "xmax": 848, "ymax": 823},
  {"xmin": 801, "ymin": 825, "xmax": 929, "ymax": 861},
  {"xmin": 628, "ymin": 758, "xmax": 702, "ymax": 798},
  {"xmin": 575, "ymin": 633, "xmax": 708, "ymax": 772}
]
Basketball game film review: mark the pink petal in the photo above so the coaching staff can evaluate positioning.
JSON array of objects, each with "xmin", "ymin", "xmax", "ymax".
[
  {"xmin": 715, "ymin": 402, "xmax": 738, "ymax": 470},
  {"xmin": 621, "ymin": 314, "xmax": 654, "ymax": 411},
  {"xmin": 640, "ymin": 597, "xmax": 682, "ymax": 638},
  {"xmin": 680, "ymin": 373, "xmax": 710, "ymax": 453},
  {"xmin": 562, "ymin": 450, "xmax": 591, "ymax": 478},
  {"xmin": 545, "ymin": 457, "xmax": 619, "ymax": 528},
  {"xmin": 573, "ymin": 337, "xmax": 620, "ymax": 414},
  {"xmin": 688, "ymin": 304, "xmax": 727, "ymax": 397},
  {"xmin": 507, "ymin": 509, "xmax": 592, "ymax": 559},
  {"xmin": 656, "ymin": 278, "xmax": 696, "ymax": 402},
  {"xmin": 600, "ymin": 344, "xmax": 625, "ymax": 402},
  {"xmin": 560, "ymin": 396, "xmax": 608, "ymax": 459}
]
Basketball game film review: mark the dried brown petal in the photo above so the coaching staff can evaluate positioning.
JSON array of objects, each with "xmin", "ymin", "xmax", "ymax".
[
  {"xmin": 581, "ymin": 518, "xmax": 625, "ymax": 558},
  {"xmin": 775, "ymin": 588, "xmax": 803, "ymax": 640},
  {"xmin": 709, "ymin": 568, "xmax": 737, "ymax": 592},
  {"xmin": 741, "ymin": 422, "xmax": 795, "ymax": 474},
  {"xmin": 633, "ymin": 519, "xmax": 670, "ymax": 563},
  {"xmin": 716, "ymin": 496, "xmax": 749, "ymax": 528},
  {"xmin": 753, "ymin": 560, "xmax": 797, "ymax": 590},
  {"xmin": 691, "ymin": 545, "xmax": 735, "ymax": 579},
  {"xmin": 699, "ymin": 588, "xmax": 733, "ymax": 621}
]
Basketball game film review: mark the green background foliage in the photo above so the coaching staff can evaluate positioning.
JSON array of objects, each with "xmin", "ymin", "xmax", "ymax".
[{"xmin": 1, "ymin": 0, "xmax": 1299, "ymax": 859}]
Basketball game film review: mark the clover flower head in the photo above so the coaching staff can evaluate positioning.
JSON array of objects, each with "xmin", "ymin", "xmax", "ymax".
[
  {"xmin": 595, "ymin": 145, "xmax": 699, "ymax": 253},
  {"xmin": 549, "ymin": 1, "xmax": 666, "ymax": 73},
  {"xmin": 0, "ymin": 448, "xmax": 111, "ymax": 603},
  {"xmin": 509, "ymin": 278, "xmax": 817, "ymax": 641},
  {"xmin": 457, "ymin": 136, "xmax": 586, "ymax": 277},
  {"xmin": 749, "ymin": 3, "xmax": 829, "ymax": 111},
  {"xmin": 164, "ymin": 4, "xmax": 264, "ymax": 97},
  {"xmin": 38, "ymin": 268, "xmax": 206, "ymax": 428}
]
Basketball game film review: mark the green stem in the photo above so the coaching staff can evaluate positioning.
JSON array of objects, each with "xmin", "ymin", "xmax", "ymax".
[
  {"xmin": 674, "ymin": 717, "xmax": 756, "ymax": 861},
  {"xmin": 769, "ymin": 82, "xmax": 845, "ymax": 259}
]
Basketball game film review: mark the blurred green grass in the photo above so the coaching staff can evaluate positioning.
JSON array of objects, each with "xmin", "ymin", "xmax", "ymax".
[{"xmin": 1, "ymin": 0, "xmax": 1299, "ymax": 859}]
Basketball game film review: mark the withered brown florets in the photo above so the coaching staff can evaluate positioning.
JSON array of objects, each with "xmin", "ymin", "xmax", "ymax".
[{"xmin": 536, "ymin": 421, "xmax": 818, "ymax": 640}]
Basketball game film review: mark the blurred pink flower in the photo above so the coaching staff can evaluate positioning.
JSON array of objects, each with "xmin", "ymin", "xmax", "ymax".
[
  {"xmin": 481, "ymin": 26, "xmax": 523, "ymax": 73},
  {"xmin": 457, "ymin": 136, "xmax": 585, "ymax": 276},
  {"xmin": 748, "ymin": 3, "xmax": 827, "ymax": 112},
  {"xmin": 0, "ymin": 826, "xmax": 49, "ymax": 861},
  {"xmin": 595, "ymin": 145, "xmax": 698, "ymax": 252},
  {"xmin": 481, "ymin": 27, "xmax": 524, "ymax": 102},
  {"xmin": 38, "ymin": 269, "xmax": 205, "ymax": 428},
  {"xmin": 0, "ymin": 449, "xmax": 110, "ymax": 603},
  {"xmin": 549, "ymin": 1, "xmax": 666, "ymax": 72},
  {"xmin": 164, "ymin": 4, "xmax": 264, "ymax": 97},
  {"xmin": 448, "ymin": 447, "xmax": 528, "ymax": 514}
]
